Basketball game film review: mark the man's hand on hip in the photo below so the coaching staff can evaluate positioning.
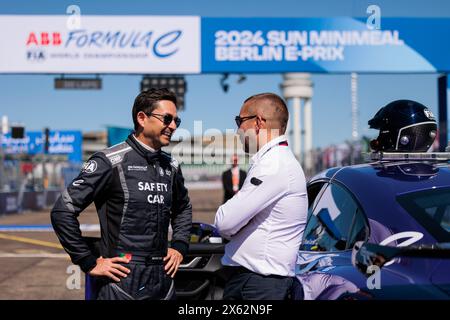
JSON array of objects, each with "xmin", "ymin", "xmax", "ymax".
[
  {"xmin": 88, "ymin": 256, "xmax": 131, "ymax": 282},
  {"xmin": 164, "ymin": 248, "xmax": 183, "ymax": 278}
]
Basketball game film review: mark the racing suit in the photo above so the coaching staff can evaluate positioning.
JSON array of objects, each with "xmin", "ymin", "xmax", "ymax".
[{"xmin": 51, "ymin": 134, "xmax": 192, "ymax": 300}]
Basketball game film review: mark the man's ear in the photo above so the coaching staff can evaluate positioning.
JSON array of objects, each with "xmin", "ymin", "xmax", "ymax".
[
  {"xmin": 256, "ymin": 115, "xmax": 266, "ymax": 129},
  {"xmin": 254, "ymin": 116, "xmax": 261, "ymax": 134},
  {"xmin": 137, "ymin": 111, "xmax": 147, "ymax": 128}
]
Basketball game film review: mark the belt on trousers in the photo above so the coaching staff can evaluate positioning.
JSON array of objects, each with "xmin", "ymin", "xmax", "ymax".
[
  {"xmin": 225, "ymin": 266, "xmax": 290, "ymax": 279},
  {"xmin": 116, "ymin": 251, "xmax": 165, "ymax": 265},
  {"xmin": 225, "ymin": 266, "xmax": 253, "ymax": 275}
]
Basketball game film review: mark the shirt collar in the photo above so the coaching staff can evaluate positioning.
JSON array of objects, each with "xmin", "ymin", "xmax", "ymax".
[
  {"xmin": 250, "ymin": 135, "xmax": 288, "ymax": 164},
  {"xmin": 132, "ymin": 134, "xmax": 156, "ymax": 152}
]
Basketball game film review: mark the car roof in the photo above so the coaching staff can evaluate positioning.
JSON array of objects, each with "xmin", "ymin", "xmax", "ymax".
[
  {"xmin": 310, "ymin": 161, "xmax": 450, "ymax": 242},
  {"xmin": 333, "ymin": 161, "xmax": 450, "ymax": 195}
]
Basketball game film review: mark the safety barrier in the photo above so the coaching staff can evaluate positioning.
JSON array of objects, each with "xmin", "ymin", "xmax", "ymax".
[{"xmin": 0, "ymin": 190, "xmax": 60, "ymax": 214}]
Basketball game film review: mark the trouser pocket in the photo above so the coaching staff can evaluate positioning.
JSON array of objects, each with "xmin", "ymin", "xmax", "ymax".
[
  {"xmin": 97, "ymin": 264, "xmax": 174, "ymax": 300},
  {"xmin": 97, "ymin": 282, "xmax": 134, "ymax": 300}
]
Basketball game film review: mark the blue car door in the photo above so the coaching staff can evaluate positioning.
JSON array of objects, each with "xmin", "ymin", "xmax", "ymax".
[{"xmin": 295, "ymin": 181, "xmax": 370, "ymax": 300}]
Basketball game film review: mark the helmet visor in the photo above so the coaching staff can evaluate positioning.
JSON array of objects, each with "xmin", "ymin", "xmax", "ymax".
[{"xmin": 396, "ymin": 122, "xmax": 437, "ymax": 152}]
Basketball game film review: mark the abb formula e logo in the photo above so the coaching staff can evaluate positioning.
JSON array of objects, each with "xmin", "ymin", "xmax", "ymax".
[{"xmin": 24, "ymin": 30, "xmax": 183, "ymax": 61}]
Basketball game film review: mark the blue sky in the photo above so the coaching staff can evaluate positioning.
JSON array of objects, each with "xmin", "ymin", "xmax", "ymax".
[{"xmin": 0, "ymin": 0, "xmax": 449, "ymax": 147}]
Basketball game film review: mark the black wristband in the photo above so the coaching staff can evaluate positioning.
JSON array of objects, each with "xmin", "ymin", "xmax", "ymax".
[
  {"xmin": 78, "ymin": 254, "xmax": 98, "ymax": 273},
  {"xmin": 171, "ymin": 241, "xmax": 189, "ymax": 258}
]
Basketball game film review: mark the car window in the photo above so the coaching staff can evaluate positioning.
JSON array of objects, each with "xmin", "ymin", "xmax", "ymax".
[
  {"xmin": 347, "ymin": 207, "xmax": 369, "ymax": 247},
  {"xmin": 300, "ymin": 182, "xmax": 369, "ymax": 252},
  {"xmin": 397, "ymin": 187, "xmax": 450, "ymax": 242}
]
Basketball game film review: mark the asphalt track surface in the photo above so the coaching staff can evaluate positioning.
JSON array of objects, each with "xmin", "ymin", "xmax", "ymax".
[{"xmin": 0, "ymin": 188, "xmax": 222, "ymax": 300}]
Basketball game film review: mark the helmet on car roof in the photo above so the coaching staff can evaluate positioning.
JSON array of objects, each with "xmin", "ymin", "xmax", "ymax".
[{"xmin": 368, "ymin": 99, "xmax": 437, "ymax": 152}]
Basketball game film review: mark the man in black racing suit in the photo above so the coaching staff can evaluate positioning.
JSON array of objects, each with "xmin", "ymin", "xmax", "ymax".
[{"xmin": 51, "ymin": 88, "xmax": 192, "ymax": 300}]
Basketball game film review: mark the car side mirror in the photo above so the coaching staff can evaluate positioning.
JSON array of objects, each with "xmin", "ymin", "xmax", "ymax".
[
  {"xmin": 351, "ymin": 241, "xmax": 390, "ymax": 276},
  {"xmin": 352, "ymin": 240, "xmax": 450, "ymax": 276}
]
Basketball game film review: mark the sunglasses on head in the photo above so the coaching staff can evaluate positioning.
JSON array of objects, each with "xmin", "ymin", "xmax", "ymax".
[{"xmin": 146, "ymin": 112, "xmax": 181, "ymax": 128}]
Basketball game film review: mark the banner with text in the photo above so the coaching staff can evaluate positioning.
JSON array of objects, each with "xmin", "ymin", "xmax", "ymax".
[
  {"xmin": 1, "ymin": 130, "xmax": 82, "ymax": 162},
  {"xmin": 0, "ymin": 15, "xmax": 200, "ymax": 73},
  {"xmin": 201, "ymin": 17, "xmax": 450, "ymax": 73},
  {"xmin": 1, "ymin": 16, "xmax": 450, "ymax": 73}
]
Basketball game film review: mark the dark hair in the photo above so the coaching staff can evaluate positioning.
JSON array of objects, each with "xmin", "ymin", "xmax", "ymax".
[
  {"xmin": 132, "ymin": 88, "xmax": 177, "ymax": 130},
  {"xmin": 244, "ymin": 93, "xmax": 289, "ymax": 134}
]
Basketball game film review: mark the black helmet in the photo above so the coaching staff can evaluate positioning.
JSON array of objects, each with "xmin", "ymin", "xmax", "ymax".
[{"xmin": 368, "ymin": 100, "xmax": 437, "ymax": 152}]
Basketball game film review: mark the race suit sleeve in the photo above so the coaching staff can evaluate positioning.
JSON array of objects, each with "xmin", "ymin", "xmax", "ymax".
[
  {"xmin": 214, "ymin": 163, "xmax": 287, "ymax": 240},
  {"xmin": 50, "ymin": 154, "xmax": 112, "ymax": 273},
  {"xmin": 170, "ymin": 166, "xmax": 192, "ymax": 258}
]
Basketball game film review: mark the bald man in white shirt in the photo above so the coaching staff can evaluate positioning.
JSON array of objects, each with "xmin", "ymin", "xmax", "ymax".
[{"xmin": 215, "ymin": 93, "xmax": 308, "ymax": 300}]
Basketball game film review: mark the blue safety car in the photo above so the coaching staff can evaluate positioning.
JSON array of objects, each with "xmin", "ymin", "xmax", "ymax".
[{"xmin": 175, "ymin": 152, "xmax": 450, "ymax": 300}]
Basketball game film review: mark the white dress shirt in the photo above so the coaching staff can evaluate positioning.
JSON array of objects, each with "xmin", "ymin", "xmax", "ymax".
[{"xmin": 215, "ymin": 135, "xmax": 308, "ymax": 277}]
